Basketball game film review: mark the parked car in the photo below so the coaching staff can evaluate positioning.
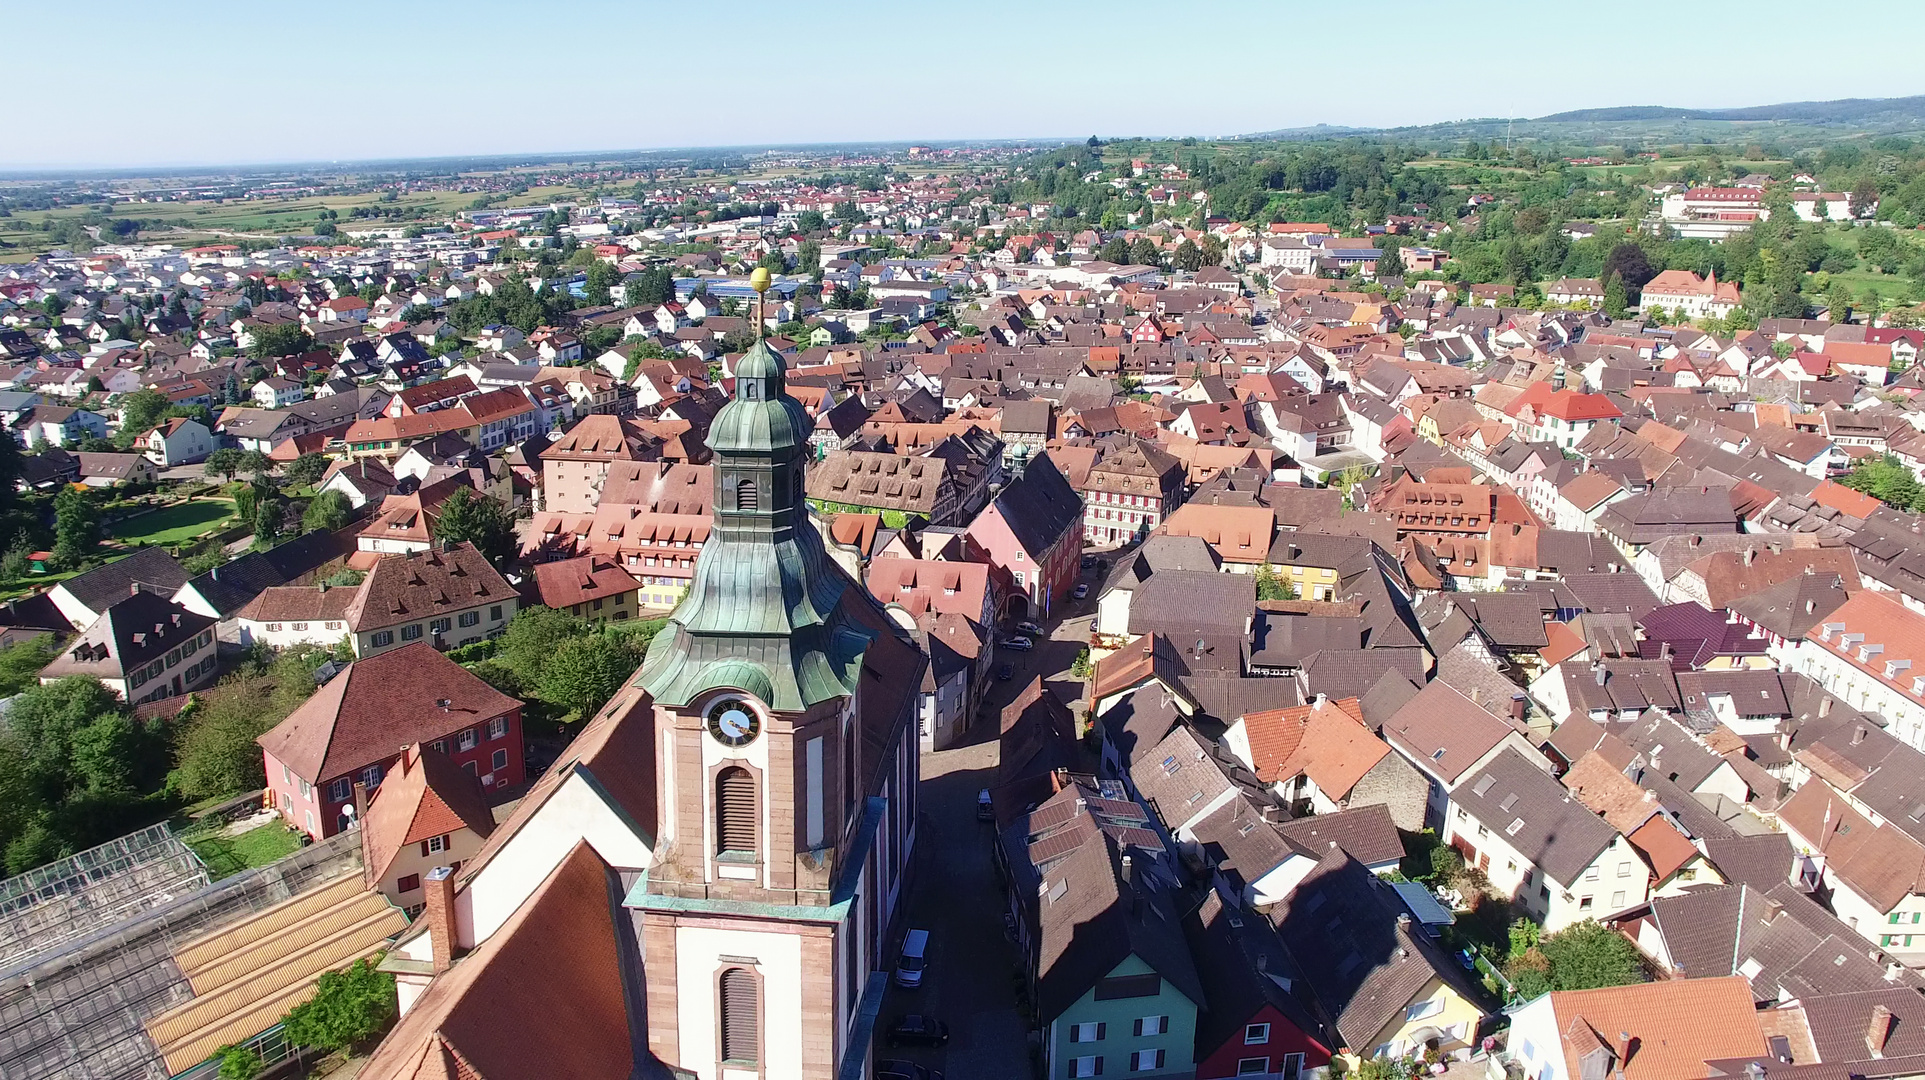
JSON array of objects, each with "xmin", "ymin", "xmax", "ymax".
[
  {"xmin": 876, "ymin": 1061, "xmax": 943, "ymax": 1080},
  {"xmin": 1015, "ymin": 620, "xmax": 1044, "ymax": 636},
  {"xmin": 895, "ymin": 928, "xmax": 930, "ymax": 988},
  {"xmin": 1080, "ymin": 554, "xmax": 1096, "ymax": 569},
  {"xmin": 977, "ymin": 789, "xmax": 994, "ymax": 821},
  {"xmin": 996, "ymin": 663, "xmax": 1013, "ymax": 680},
  {"xmin": 1072, "ymin": 583, "xmax": 1089, "ymax": 599},
  {"xmin": 888, "ymin": 1015, "xmax": 951, "ymax": 1048},
  {"xmin": 1000, "ymin": 636, "xmax": 1034, "ymax": 651}
]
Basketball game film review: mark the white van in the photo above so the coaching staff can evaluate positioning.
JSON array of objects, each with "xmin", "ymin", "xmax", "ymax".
[{"xmin": 894, "ymin": 928, "xmax": 930, "ymax": 988}]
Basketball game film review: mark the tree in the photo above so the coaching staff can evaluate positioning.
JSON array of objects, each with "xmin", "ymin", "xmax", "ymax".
[
  {"xmin": 538, "ymin": 633, "xmax": 637, "ymax": 720},
  {"xmin": 1601, "ymin": 243, "xmax": 1656, "ymax": 292},
  {"xmin": 1840, "ymin": 455, "xmax": 1924, "ymax": 511},
  {"xmin": 1537, "ymin": 919, "xmax": 1647, "ymax": 991},
  {"xmin": 248, "ymin": 322, "xmax": 313, "ymax": 360},
  {"xmin": 0, "ymin": 636, "xmax": 58, "ymax": 696},
  {"xmin": 1254, "ymin": 564, "xmax": 1298, "ymax": 601},
  {"xmin": 51, "ymin": 486, "xmax": 99, "ymax": 568},
  {"xmin": 252, "ymin": 486, "xmax": 288, "ymax": 548},
  {"xmin": 205, "ymin": 447, "xmax": 246, "ymax": 482},
  {"xmin": 431, "ymin": 486, "xmax": 515, "ymax": 565},
  {"xmin": 1602, "ymin": 273, "xmax": 1629, "ymax": 319},
  {"xmin": 282, "ymin": 452, "xmax": 330, "ymax": 488},
  {"xmin": 496, "ymin": 606, "xmax": 590, "ymax": 687},
  {"xmin": 117, "ymin": 388, "xmax": 171, "ymax": 442},
  {"xmin": 1099, "ymin": 237, "xmax": 1130, "ymax": 264},
  {"xmin": 302, "ymin": 489, "xmax": 351, "ymax": 533},
  {"xmin": 238, "ymin": 450, "xmax": 275, "ymax": 479},
  {"xmin": 1852, "ymin": 178, "xmax": 1880, "ymax": 219},
  {"xmin": 279, "ymin": 958, "xmax": 396, "ymax": 1054},
  {"xmin": 1128, "ymin": 238, "xmax": 1161, "ymax": 268},
  {"xmin": 215, "ymin": 1045, "xmax": 264, "ymax": 1080},
  {"xmin": 1173, "ymin": 239, "xmax": 1203, "ymax": 272}
]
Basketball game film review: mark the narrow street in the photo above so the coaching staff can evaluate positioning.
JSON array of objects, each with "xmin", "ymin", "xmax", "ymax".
[{"xmin": 873, "ymin": 564, "xmax": 1102, "ymax": 1079}]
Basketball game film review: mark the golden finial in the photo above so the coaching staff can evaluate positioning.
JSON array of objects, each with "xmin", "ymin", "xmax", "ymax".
[{"xmin": 749, "ymin": 267, "xmax": 771, "ymax": 341}]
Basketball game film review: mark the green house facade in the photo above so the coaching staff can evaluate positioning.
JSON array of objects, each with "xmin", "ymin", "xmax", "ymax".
[{"xmin": 1048, "ymin": 953, "xmax": 1199, "ymax": 1079}]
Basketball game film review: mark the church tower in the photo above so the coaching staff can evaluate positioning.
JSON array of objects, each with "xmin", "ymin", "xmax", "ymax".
[{"xmin": 630, "ymin": 270, "xmax": 923, "ymax": 1080}]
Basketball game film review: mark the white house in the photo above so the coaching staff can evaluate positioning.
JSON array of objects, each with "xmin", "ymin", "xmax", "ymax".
[{"xmin": 142, "ymin": 417, "xmax": 215, "ymax": 467}]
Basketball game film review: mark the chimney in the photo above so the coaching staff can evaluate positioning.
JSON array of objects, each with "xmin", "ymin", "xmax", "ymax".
[
  {"xmin": 1820, "ymin": 695, "xmax": 1833, "ymax": 719},
  {"xmin": 1511, "ymin": 693, "xmax": 1527, "ymax": 722},
  {"xmin": 1616, "ymin": 1031, "xmax": 1633, "ymax": 1068},
  {"xmin": 1470, "ymin": 687, "xmax": 1483, "ymax": 706},
  {"xmin": 425, "ymin": 865, "xmax": 456, "ymax": 975},
  {"xmin": 1744, "ymin": 548, "xmax": 1757, "ymax": 567},
  {"xmin": 352, "ymin": 780, "xmax": 369, "ymax": 824},
  {"xmin": 1869, "ymin": 1003, "xmax": 1895, "ymax": 1057},
  {"xmin": 1594, "ymin": 661, "xmax": 1608, "ymax": 686}
]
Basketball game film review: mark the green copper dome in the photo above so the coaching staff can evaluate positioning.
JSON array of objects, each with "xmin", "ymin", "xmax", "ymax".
[
  {"xmin": 634, "ymin": 331, "xmax": 872, "ymax": 712},
  {"xmin": 709, "ymin": 339, "xmax": 810, "ymax": 454}
]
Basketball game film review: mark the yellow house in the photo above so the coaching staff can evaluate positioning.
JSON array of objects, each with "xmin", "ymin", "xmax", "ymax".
[{"xmin": 1273, "ymin": 852, "xmax": 1491, "ymax": 1064}]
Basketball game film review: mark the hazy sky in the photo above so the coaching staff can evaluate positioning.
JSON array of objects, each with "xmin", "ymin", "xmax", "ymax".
[{"xmin": 9, "ymin": 0, "xmax": 1925, "ymax": 169}]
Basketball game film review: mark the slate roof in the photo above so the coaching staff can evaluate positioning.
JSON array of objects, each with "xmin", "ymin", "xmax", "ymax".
[
  {"xmin": 57, "ymin": 547, "xmax": 189, "ymax": 615},
  {"xmin": 1454, "ymin": 746, "xmax": 1620, "ymax": 887},
  {"xmin": 987, "ymin": 451, "xmax": 1083, "ymax": 557},
  {"xmin": 38, "ymin": 591, "xmax": 214, "ymax": 682},
  {"xmin": 1276, "ymin": 803, "xmax": 1404, "ymax": 868},
  {"xmin": 1269, "ymin": 851, "xmax": 1483, "ymax": 1051}
]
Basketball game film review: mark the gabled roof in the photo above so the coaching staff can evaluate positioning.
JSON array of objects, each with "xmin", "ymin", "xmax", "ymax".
[
  {"xmin": 256, "ymin": 642, "xmax": 521, "ymax": 783},
  {"xmin": 360, "ymin": 843, "xmax": 635, "ymax": 1080},
  {"xmin": 1544, "ymin": 976, "xmax": 1763, "ymax": 1080},
  {"xmin": 362, "ymin": 744, "xmax": 497, "ymax": 884},
  {"xmin": 1454, "ymin": 746, "xmax": 1620, "ymax": 887},
  {"xmin": 344, "ymin": 543, "xmax": 518, "ymax": 633},
  {"xmin": 56, "ymin": 547, "xmax": 189, "ymax": 615}
]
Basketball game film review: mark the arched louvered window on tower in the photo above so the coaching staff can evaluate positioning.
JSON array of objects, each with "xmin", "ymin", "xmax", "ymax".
[
  {"xmin": 716, "ymin": 767, "xmax": 758, "ymax": 857},
  {"xmin": 719, "ymin": 966, "xmax": 759, "ymax": 1064},
  {"xmin": 736, "ymin": 478, "xmax": 759, "ymax": 512}
]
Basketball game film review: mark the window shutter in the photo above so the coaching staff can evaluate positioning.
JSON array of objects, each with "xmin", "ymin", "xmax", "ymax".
[
  {"xmin": 1095, "ymin": 1022, "xmax": 1105, "ymax": 1041},
  {"xmin": 1093, "ymin": 1055, "xmax": 1103, "ymax": 1076},
  {"xmin": 719, "ymin": 967, "xmax": 758, "ymax": 1062},
  {"xmin": 1132, "ymin": 1019, "xmax": 1142, "ymax": 1037},
  {"xmin": 717, "ymin": 767, "xmax": 758, "ymax": 855},
  {"xmin": 1155, "ymin": 1049, "xmax": 1165, "ymax": 1069},
  {"xmin": 419, "ymin": 841, "xmax": 429, "ymax": 857}
]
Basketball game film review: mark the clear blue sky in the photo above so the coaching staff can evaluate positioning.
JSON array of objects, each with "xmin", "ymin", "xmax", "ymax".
[{"xmin": 9, "ymin": 0, "xmax": 1925, "ymax": 169}]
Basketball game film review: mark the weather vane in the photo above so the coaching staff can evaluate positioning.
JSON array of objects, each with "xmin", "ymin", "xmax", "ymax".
[{"xmin": 749, "ymin": 266, "xmax": 771, "ymax": 342}]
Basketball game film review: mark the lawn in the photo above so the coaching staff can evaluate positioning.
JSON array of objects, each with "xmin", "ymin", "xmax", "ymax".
[
  {"xmin": 185, "ymin": 821, "xmax": 302, "ymax": 881},
  {"xmin": 113, "ymin": 498, "xmax": 236, "ymax": 546}
]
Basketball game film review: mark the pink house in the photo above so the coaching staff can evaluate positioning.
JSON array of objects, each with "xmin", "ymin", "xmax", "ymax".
[{"xmin": 963, "ymin": 453, "xmax": 1083, "ymax": 622}]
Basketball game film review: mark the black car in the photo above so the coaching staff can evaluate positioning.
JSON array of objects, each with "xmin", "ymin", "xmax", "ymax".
[
  {"xmin": 996, "ymin": 662, "xmax": 1014, "ymax": 680},
  {"xmin": 876, "ymin": 1060, "xmax": 944, "ymax": 1080},
  {"xmin": 1080, "ymin": 554, "xmax": 1096, "ymax": 569},
  {"xmin": 887, "ymin": 1015, "xmax": 951, "ymax": 1048}
]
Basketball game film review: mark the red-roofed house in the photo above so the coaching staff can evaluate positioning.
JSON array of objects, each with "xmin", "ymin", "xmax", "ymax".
[
  {"xmin": 1800, "ymin": 588, "xmax": 1925, "ymax": 750},
  {"xmin": 1640, "ymin": 270, "xmax": 1742, "ymax": 320},
  {"xmin": 1507, "ymin": 976, "xmax": 1767, "ymax": 1080},
  {"xmin": 1225, "ymin": 698, "xmax": 1425, "ymax": 829},
  {"xmin": 1503, "ymin": 380, "xmax": 1622, "ymax": 449},
  {"xmin": 361, "ymin": 743, "xmax": 498, "ymax": 914},
  {"xmin": 526, "ymin": 555, "xmax": 644, "ymax": 619},
  {"xmin": 258, "ymin": 642, "xmax": 524, "ymax": 839}
]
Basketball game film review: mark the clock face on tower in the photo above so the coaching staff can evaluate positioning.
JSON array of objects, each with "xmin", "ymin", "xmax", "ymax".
[{"xmin": 705, "ymin": 697, "xmax": 762, "ymax": 748}]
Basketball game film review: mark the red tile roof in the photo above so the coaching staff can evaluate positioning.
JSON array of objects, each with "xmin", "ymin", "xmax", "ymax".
[
  {"xmin": 345, "ymin": 543, "xmax": 518, "ymax": 633},
  {"xmin": 361, "ymin": 744, "xmax": 497, "ymax": 884},
  {"xmin": 1547, "ymin": 976, "xmax": 1764, "ymax": 1080},
  {"xmin": 256, "ymin": 642, "xmax": 520, "ymax": 783},
  {"xmin": 360, "ymin": 843, "xmax": 634, "ymax": 1080},
  {"xmin": 527, "ymin": 555, "xmax": 642, "ymax": 609}
]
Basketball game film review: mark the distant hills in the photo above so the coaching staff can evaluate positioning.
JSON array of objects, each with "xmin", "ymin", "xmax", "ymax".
[
  {"xmin": 1536, "ymin": 95, "xmax": 1925, "ymax": 124},
  {"xmin": 1237, "ymin": 93, "xmax": 1925, "ymax": 145}
]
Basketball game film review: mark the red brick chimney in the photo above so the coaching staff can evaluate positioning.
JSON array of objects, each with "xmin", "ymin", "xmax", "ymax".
[
  {"xmin": 424, "ymin": 865, "xmax": 456, "ymax": 975},
  {"xmin": 1869, "ymin": 1003, "xmax": 1895, "ymax": 1057}
]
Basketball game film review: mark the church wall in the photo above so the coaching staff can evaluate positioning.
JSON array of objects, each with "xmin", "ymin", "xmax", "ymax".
[
  {"xmin": 462, "ymin": 771, "xmax": 652, "ymax": 947},
  {"xmin": 674, "ymin": 921, "xmax": 807, "ymax": 1080}
]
